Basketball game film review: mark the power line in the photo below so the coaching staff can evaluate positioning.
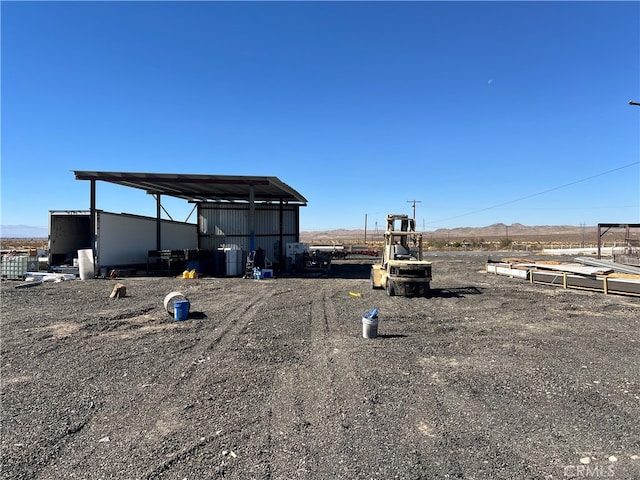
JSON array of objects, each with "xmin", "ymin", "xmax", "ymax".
[{"xmin": 429, "ymin": 160, "xmax": 640, "ymax": 225}]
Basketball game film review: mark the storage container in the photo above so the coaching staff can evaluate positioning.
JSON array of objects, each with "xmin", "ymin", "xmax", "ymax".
[{"xmin": 1, "ymin": 255, "xmax": 38, "ymax": 280}]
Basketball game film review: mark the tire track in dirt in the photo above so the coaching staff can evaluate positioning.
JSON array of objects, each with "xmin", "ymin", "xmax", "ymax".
[
  {"xmin": 174, "ymin": 285, "xmax": 275, "ymax": 384},
  {"xmin": 264, "ymin": 285, "xmax": 331, "ymax": 478},
  {"xmin": 136, "ymin": 284, "xmax": 282, "ymax": 479},
  {"xmin": 265, "ymin": 282, "xmax": 377, "ymax": 478},
  {"xmin": 5, "ymin": 255, "xmax": 638, "ymax": 479},
  {"xmin": 21, "ymin": 284, "xmax": 280, "ymax": 480}
]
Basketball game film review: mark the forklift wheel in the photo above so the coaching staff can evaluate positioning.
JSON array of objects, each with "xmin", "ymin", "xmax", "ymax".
[{"xmin": 386, "ymin": 280, "xmax": 395, "ymax": 296}]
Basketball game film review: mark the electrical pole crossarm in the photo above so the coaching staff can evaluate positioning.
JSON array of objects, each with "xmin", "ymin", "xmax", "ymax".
[{"xmin": 407, "ymin": 199, "xmax": 422, "ymax": 225}]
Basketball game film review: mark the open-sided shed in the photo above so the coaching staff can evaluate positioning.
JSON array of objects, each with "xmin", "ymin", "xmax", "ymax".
[{"xmin": 73, "ymin": 171, "xmax": 307, "ymax": 273}]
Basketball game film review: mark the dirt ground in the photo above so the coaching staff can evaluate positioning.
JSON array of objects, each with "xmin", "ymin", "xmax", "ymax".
[{"xmin": 1, "ymin": 252, "xmax": 639, "ymax": 480}]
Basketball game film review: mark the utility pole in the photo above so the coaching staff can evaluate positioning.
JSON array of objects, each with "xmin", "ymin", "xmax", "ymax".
[
  {"xmin": 364, "ymin": 213, "xmax": 368, "ymax": 244},
  {"xmin": 407, "ymin": 199, "xmax": 421, "ymax": 224}
]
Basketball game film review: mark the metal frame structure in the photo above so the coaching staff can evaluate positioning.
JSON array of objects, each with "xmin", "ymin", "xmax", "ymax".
[
  {"xmin": 73, "ymin": 171, "xmax": 307, "ymax": 266},
  {"xmin": 597, "ymin": 223, "xmax": 640, "ymax": 259}
]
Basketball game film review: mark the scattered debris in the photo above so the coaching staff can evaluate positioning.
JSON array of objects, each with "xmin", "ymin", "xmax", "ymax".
[
  {"xmin": 486, "ymin": 258, "xmax": 640, "ymax": 297},
  {"xmin": 348, "ymin": 291, "xmax": 361, "ymax": 297},
  {"xmin": 575, "ymin": 257, "xmax": 640, "ymax": 276},
  {"xmin": 109, "ymin": 283, "xmax": 127, "ymax": 298},
  {"xmin": 14, "ymin": 271, "xmax": 78, "ymax": 288},
  {"xmin": 24, "ymin": 272, "xmax": 76, "ymax": 283},
  {"xmin": 14, "ymin": 280, "xmax": 43, "ymax": 289}
]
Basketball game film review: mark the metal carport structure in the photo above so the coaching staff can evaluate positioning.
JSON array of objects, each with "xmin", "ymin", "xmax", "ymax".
[{"xmin": 73, "ymin": 171, "xmax": 307, "ymax": 268}]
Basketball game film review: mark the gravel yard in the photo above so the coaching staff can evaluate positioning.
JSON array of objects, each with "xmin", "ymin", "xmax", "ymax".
[{"xmin": 1, "ymin": 251, "xmax": 639, "ymax": 479}]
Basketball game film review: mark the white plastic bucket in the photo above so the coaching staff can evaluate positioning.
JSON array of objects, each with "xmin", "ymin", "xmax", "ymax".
[
  {"xmin": 77, "ymin": 249, "xmax": 95, "ymax": 280},
  {"xmin": 362, "ymin": 316, "xmax": 379, "ymax": 339},
  {"xmin": 164, "ymin": 291, "xmax": 189, "ymax": 317}
]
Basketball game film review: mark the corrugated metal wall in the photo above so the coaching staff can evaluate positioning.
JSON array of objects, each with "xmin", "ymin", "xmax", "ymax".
[{"xmin": 198, "ymin": 203, "xmax": 300, "ymax": 264}]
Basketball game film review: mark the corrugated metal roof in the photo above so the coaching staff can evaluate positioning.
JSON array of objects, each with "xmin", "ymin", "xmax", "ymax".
[{"xmin": 73, "ymin": 171, "xmax": 307, "ymax": 205}]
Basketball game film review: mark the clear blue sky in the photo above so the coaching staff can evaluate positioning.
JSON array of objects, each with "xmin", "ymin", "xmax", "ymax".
[{"xmin": 2, "ymin": 1, "xmax": 639, "ymax": 233}]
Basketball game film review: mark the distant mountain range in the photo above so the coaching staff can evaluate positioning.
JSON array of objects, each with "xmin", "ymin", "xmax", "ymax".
[
  {"xmin": 301, "ymin": 223, "xmax": 600, "ymax": 242},
  {"xmin": 0, "ymin": 222, "xmax": 608, "ymax": 241},
  {"xmin": 0, "ymin": 225, "xmax": 48, "ymax": 238},
  {"xmin": 429, "ymin": 222, "xmax": 595, "ymax": 238}
]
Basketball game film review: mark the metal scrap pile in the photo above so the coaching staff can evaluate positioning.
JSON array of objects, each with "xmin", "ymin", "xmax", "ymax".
[{"xmin": 486, "ymin": 257, "xmax": 640, "ymax": 297}]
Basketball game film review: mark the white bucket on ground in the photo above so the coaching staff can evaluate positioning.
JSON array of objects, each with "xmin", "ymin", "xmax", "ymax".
[
  {"xmin": 164, "ymin": 291, "xmax": 189, "ymax": 317},
  {"xmin": 362, "ymin": 316, "xmax": 379, "ymax": 339},
  {"xmin": 77, "ymin": 249, "xmax": 95, "ymax": 280}
]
